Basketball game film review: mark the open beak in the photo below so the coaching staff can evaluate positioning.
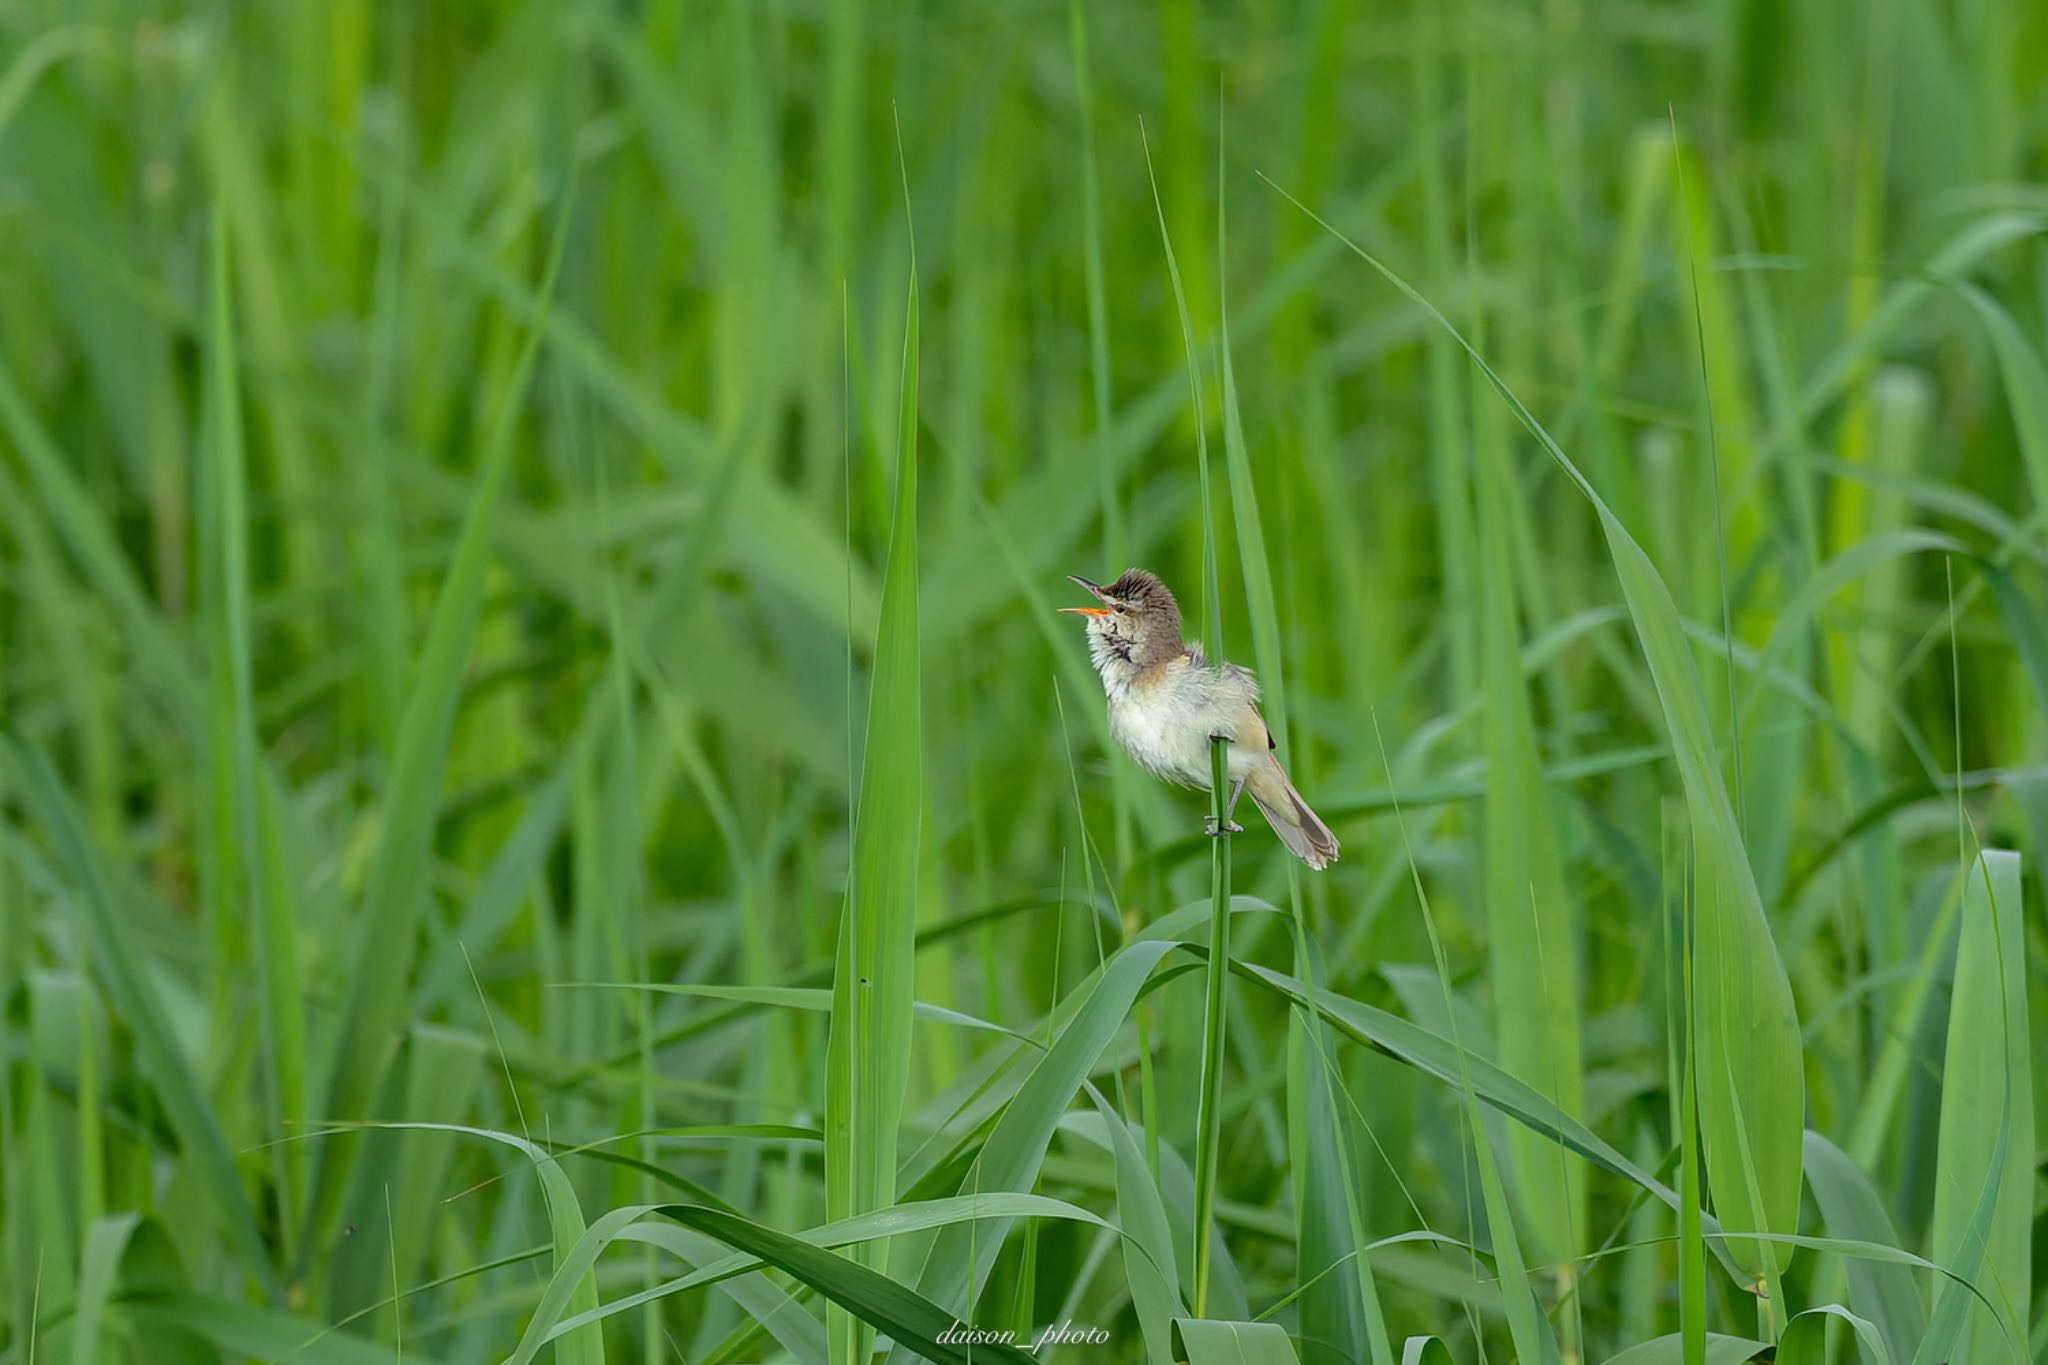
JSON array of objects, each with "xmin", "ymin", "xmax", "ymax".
[{"xmin": 1058, "ymin": 574, "xmax": 1111, "ymax": 616}]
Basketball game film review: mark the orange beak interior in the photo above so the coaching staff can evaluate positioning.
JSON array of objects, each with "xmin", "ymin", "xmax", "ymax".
[{"xmin": 1058, "ymin": 606, "xmax": 1110, "ymax": 617}]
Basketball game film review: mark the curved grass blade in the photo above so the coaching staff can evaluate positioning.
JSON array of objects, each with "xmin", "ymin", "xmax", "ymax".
[
  {"xmin": 1173, "ymin": 1317, "xmax": 1302, "ymax": 1365},
  {"xmin": 1793, "ymin": 213, "xmax": 2044, "ymax": 425},
  {"xmin": 666, "ymin": 1205, "xmax": 1033, "ymax": 1365},
  {"xmin": 636, "ymin": 1221, "xmax": 829, "ymax": 1364},
  {"xmin": 1598, "ymin": 1333, "xmax": 1771, "ymax": 1365},
  {"xmin": 1265, "ymin": 177, "xmax": 1802, "ymax": 1282},
  {"xmin": 909, "ymin": 937, "xmax": 1185, "ymax": 1318},
  {"xmin": 1774, "ymin": 1304, "xmax": 1892, "ymax": 1365},
  {"xmin": 311, "ymin": 1120, "xmax": 601, "ymax": 1365},
  {"xmin": 532, "ymin": 1193, "xmax": 1136, "ymax": 1353}
]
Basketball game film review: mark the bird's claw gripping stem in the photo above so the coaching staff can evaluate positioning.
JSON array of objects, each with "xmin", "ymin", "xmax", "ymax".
[{"xmin": 1205, "ymin": 736, "xmax": 1241, "ymax": 834}]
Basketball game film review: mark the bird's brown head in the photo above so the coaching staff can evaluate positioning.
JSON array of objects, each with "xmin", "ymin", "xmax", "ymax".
[{"xmin": 1061, "ymin": 568, "xmax": 1186, "ymax": 670}]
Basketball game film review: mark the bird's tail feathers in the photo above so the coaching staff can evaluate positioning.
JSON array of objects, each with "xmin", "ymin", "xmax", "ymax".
[{"xmin": 1246, "ymin": 761, "xmax": 1340, "ymax": 870}]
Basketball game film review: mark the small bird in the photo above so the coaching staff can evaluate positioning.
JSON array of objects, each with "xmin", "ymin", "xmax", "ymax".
[{"xmin": 1061, "ymin": 568, "xmax": 1340, "ymax": 869}]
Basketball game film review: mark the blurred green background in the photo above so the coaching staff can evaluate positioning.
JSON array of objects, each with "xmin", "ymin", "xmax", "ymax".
[{"xmin": 3, "ymin": 0, "xmax": 2046, "ymax": 1361}]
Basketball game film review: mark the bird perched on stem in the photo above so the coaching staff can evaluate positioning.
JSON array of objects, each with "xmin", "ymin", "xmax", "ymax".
[{"xmin": 1061, "ymin": 568, "xmax": 1340, "ymax": 869}]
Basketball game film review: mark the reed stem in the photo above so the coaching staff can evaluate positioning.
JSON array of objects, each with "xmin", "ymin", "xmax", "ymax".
[{"xmin": 1192, "ymin": 732, "xmax": 1233, "ymax": 1316}]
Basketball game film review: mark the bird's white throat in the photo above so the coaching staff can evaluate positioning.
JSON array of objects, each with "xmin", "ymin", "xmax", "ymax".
[{"xmin": 1085, "ymin": 628, "xmax": 1145, "ymax": 699}]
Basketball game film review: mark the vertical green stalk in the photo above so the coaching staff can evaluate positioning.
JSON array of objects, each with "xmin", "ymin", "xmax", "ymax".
[
  {"xmin": 1193, "ymin": 735, "xmax": 1231, "ymax": 1317},
  {"xmin": 1146, "ymin": 108, "xmax": 1228, "ymax": 1322}
]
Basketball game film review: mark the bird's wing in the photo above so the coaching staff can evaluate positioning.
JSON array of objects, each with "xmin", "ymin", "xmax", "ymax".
[
  {"xmin": 1223, "ymin": 670, "xmax": 1275, "ymax": 751},
  {"xmin": 1184, "ymin": 649, "xmax": 1273, "ymax": 746},
  {"xmin": 1250, "ymin": 697, "xmax": 1276, "ymax": 750}
]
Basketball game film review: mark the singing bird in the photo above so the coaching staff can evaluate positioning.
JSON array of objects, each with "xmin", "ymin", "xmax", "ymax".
[{"xmin": 1061, "ymin": 568, "xmax": 1340, "ymax": 869}]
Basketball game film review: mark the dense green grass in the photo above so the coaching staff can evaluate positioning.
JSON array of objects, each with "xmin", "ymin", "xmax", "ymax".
[{"xmin": 4, "ymin": 1, "xmax": 2047, "ymax": 1361}]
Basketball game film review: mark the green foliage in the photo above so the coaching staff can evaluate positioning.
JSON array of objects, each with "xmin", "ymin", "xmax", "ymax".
[{"xmin": 2, "ymin": 1, "xmax": 2045, "ymax": 1361}]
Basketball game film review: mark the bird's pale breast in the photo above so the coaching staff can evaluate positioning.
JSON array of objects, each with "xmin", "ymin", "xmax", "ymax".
[{"xmin": 1106, "ymin": 656, "xmax": 1262, "ymax": 788}]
